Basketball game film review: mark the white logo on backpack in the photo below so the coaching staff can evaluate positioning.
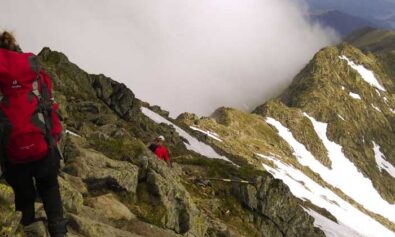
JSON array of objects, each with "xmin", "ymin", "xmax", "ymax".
[
  {"xmin": 20, "ymin": 144, "xmax": 35, "ymax": 150},
  {"xmin": 11, "ymin": 80, "xmax": 22, "ymax": 89}
]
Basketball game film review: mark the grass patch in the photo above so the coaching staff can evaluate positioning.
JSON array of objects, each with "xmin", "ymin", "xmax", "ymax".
[{"xmin": 89, "ymin": 136, "xmax": 147, "ymax": 161}]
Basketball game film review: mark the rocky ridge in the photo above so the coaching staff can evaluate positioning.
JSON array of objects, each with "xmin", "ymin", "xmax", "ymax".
[
  {"xmin": 176, "ymin": 42, "xmax": 395, "ymax": 236},
  {"xmin": 2, "ymin": 29, "xmax": 395, "ymax": 237},
  {"xmin": 0, "ymin": 47, "xmax": 323, "ymax": 237}
]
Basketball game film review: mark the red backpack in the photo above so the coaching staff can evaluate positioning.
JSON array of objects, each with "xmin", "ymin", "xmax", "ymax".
[{"xmin": 0, "ymin": 48, "xmax": 62, "ymax": 165}]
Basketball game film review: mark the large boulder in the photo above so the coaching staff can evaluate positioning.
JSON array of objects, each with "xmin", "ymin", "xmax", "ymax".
[
  {"xmin": 68, "ymin": 214, "xmax": 143, "ymax": 237},
  {"xmin": 23, "ymin": 221, "xmax": 49, "ymax": 237},
  {"xmin": 136, "ymin": 155, "xmax": 208, "ymax": 237},
  {"xmin": 232, "ymin": 176, "xmax": 325, "ymax": 237},
  {"xmin": 96, "ymin": 124, "xmax": 131, "ymax": 139},
  {"xmin": 91, "ymin": 74, "xmax": 141, "ymax": 121},
  {"xmin": 0, "ymin": 182, "xmax": 14, "ymax": 203},
  {"xmin": 124, "ymin": 219, "xmax": 182, "ymax": 237},
  {"xmin": 85, "ymin": 193, "xmax": 135, "ymax": 221},
  {"xmin": 64, "ymin": 137, "xmax": 139, "ymax": 194},
  {"xmin": 58, "ymin": 176, "xmax": 84, "ymax": 213},
  {"xmin": 0, "ymin": 183, "xmax": 23, "ymax": 237}
]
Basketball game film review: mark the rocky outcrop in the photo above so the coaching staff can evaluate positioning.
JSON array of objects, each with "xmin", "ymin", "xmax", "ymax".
[
  {"xmin": 23, "ymin": 221, "xmax": 48, "ymax": 237},
  {"xmin": 2, "ymin": 44, "xmax": 390, "ymax": 237},
  {"xmin": 58, "ymin": 175, "xmax": 84, "ymax": 213},
  {"xmin": 0, "ymin": 183, "xmax": 23, "ymax": 237},
  {"xmin": 63, "ymin": 137, "xmax": 139, "ymax": 194},
  {"xmin": 135, "ymin": 155, "xmax": 209, "ymax": 237},
  {"xmin": 68, "ymin": 214, "xmax": 142, "ymax": 237},
  {"xmin": 85, "ymin": 193, "xmax": 135, "ymax": 221},
  {"xmin": 232, "ymin": 176, "xmax": 325, "ymax": 237},
  {"xmin": 91, "ymin": 74, "xmax": 141, "ymax": 121}
]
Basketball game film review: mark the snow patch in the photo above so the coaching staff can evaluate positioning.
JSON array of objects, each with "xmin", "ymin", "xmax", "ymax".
[
  {"xmin": 305, "ymin": 209, "xmax": 364, "ymax": 237},
  {"xmin": 141, "ymin": 107, "xmax": 231, "ymax": 162},
  {"xmin": 337, "ymin": 115, "xmax": 345, "ymax": 121},
  {"xmin": 304, "ymin": 114, "xmax": 395, "ymax": 222},
  {"xmin": 372, "ymin": 105, "xmax": 381, "ymax": 112},
  {"xmin": 349, "ymin": 92, "xmax": 361, "ymax": 100},
  {"xmin": 373, "ymin": 142, "xmax": 395, "ymax": 179},
  {"xmin": 257, "ymin": 154, "xmax": 395, "ymax": 237},
  {"xmin": 65, "ymin": 129, "xmax": 81, "ymax": 137},
  {"xmin": 339, "ymin": 55, "xmax": 386, "ymax": 91},
  {"xmin": 190, "ymin": 126, "xmax": 223, "ymax": 142},
  {"xmin": 266, "ymin": 116, "xmax": 395, "ymax": 223}
]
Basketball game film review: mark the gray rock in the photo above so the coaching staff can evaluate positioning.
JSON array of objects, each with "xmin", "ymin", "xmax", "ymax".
[
  {"xmin": 24, "ymin": 221, "xmax": 48, "ymax": 237},
  {"xmin": 91, "ymin": 74, "xmax": 141, "ymax": 121},
  {"xmin": 58, "ymin": 176, "xmax": 84, "ymax": 214},
  {"xmin": 232, "ymin": 176, "xmax": 325, "ymax": 237},
  {"xmin": 97, "ymin": 124, "xmax": 131, "ymax": 139},
  {"xmin": 68, "ymin": 214, "xmax": 143, "ymax": 237},
  {"xmin": 60, "ymin": 173, "xmax": 88, "ymax": 195},
  {"xmin": 85, "ymin": 193, "xmax": 135, "ymax": 221},
  {"xmin": 78, "ymin": 101, "xmax": 101, "ymax": 114},
  {"xmin": 64, "ymin": 137, "xmax": 139, "ymax": 194},
  {"xmin": 141, "ymin": 155, "xmax": 208, "ymax": 236}
]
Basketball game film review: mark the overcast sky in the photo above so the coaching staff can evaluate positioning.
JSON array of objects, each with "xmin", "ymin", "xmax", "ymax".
[{"xmin": 0, "ymin": 0, "xmax": 338, "ymax": 116}]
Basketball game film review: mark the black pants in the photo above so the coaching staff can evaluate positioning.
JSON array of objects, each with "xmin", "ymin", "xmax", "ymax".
[{"xmin": 4, "ymin": 155, "xmax": 67, "ymax": 236}]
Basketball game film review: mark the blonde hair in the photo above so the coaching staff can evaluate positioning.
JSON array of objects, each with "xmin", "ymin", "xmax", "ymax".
[{"xmin": 0, "ymin": 31, "xmax": 21, "ymax": 52}]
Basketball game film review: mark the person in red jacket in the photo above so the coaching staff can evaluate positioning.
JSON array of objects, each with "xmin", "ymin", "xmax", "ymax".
[
  {"xmin": 148, "ymin": 135, "xmax": 172, "ymax": 167},
  {"xmin": 0, "ymin": 31, "xmax": 67, "ymax": 237}
]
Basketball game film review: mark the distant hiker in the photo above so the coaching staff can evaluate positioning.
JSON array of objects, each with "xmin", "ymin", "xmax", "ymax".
[
  {"xmin": 0, "ymin": 31, "xmax": 67, "ymax": 237},
  {"xmin": 148, "ymin": 135, "xmax": 172, "ymax": 167}
]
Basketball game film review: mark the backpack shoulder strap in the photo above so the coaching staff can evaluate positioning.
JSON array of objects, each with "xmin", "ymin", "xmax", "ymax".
[
  {"xmin": 29, "ymin": 55, "xmax": 41, "ymax": 98},
  {"xmin": 28, "ymin": 55, "xmax": 61, "ymax": 160}
]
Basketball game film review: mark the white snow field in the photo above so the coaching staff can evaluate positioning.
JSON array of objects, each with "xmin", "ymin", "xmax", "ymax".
[
  {"xmin": 264, "ymin": 116, "xmax": 395, "ymax": 236},
  {"xmin": 339, "ymin": 55, "xmax": 386, "ymax": 91},
  {"xmin": 373, "ymin": 142, "xmax": 395, "ymax": 179},
  {"xmin": 258, "ymin": 153, "xmax": 395, "ymax": 237},
  {"xmin": 349, "ymin": 92, "xmax": 362, "ymax": 100},
  {"xmin": 304, "ymin": 209, "xmax": 364, "ymax": 237},
  {"xmin": 189, "ymin": 126, "xmax": 223, "ymax": 142},
  {"xmin": 141, "ymin": 107, "xmax": 230, "ymax": 162}
]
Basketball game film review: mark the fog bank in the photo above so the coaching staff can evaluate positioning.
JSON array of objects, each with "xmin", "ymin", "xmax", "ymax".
[{"xmin": 0, "ymin": 0, "xmax": 338, "ymax": 116}]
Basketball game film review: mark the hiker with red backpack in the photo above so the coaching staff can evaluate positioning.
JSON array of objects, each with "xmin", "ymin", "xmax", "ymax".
[
  {"xmin": 148, "ymin": 135, "xmax": 172, "ymax": 167},
  {"xmin": 0, "ymin": 32, "xmax": 67, "ymax": 237}
]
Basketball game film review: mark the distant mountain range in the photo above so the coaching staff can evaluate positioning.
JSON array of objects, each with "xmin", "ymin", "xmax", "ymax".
[
  {"xmin": 306, "ymin": 0, "xmax": 395, "ymax": 20},
  {"xmin": 306, "ymin": 0, "xmax": 395, "ymax": 37},
  {"xmin": 310, "ymin": 10, "xmax": 388, "ymax": 37}
]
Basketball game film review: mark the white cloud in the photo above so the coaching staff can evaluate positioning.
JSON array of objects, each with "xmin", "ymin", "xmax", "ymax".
[{"xmin": 0, "ymin": 0, "xmax": 338, "ymax": 116}]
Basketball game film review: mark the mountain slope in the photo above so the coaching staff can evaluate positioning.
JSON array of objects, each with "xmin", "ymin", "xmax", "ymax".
[
  {"xmin": 0, "ymin": 48, "xmax": 324, "ymax": 237},
  {"xmin": 177, "ymin": 44, "xmax": 395, "ymax": 236},
  {"xmin": 345, "ymin": 27, "xmax": 395, "ymax": 53},
  {"xmin": 1, "ymin": 29, "xmax": 395, "ymax": 237}
]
